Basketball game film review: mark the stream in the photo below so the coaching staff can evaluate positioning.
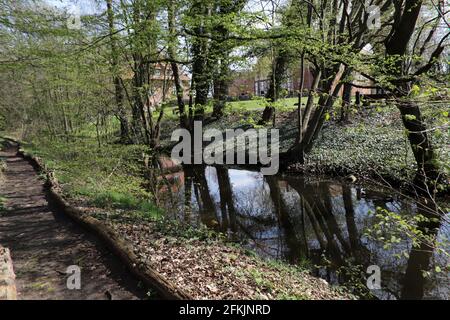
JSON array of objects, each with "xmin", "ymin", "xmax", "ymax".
[{"xmin": 148, "ymin": 159, "xmax": 449, "ymax": 300}]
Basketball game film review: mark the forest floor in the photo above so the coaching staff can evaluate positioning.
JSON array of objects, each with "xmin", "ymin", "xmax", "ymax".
[
  {"xmin": 84, "ymin": 209, "xmax": 354, "ymax": 300},
  {"xmin": 0, "ymin": 145, "xmax": 148, "ymax": 300}
]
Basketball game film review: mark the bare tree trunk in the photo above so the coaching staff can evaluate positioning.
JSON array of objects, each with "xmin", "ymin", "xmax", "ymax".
[
  {"xmin": 340, "ymin": 82, "xmax": 352, "ymax": 123},
  {"xmin": 301, "ymin": 69, "xmax": 321, "ymax": 136},
  {"xmin": 212, "ymin": 58, "xmax": 229, "ymax": 119},
  {"xmin": 283, "ymin": 67, "xmax": 342, "ymax": 164},
  {"xmin": 168, "ymin": 0, "xmax": 189, "ymax": 129},
  {"xmin": 106, "ymin": 0, "xmax": 130, "ymax": 143},
  {"xmin": 296, "ymin": 53, "xmax": 305, "ymax": 144},
  {"xmin": 148, "ymin": 101, "xmax": 164, "ymax": 149},
  {"xmin": 260, "ymin": 50, "xmax": 289, "ymax": 124}
]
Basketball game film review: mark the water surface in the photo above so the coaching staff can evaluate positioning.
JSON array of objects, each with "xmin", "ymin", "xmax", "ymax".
[{"xmin": 148, "ymin": 161, "xmax": 449, "ymax": 300}]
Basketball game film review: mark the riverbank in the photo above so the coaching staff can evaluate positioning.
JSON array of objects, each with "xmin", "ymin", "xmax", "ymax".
[
  {"xmin": 93, "ymin": 210, "xmax": 351, "ymax": 299},
  {"xmin": 1, "ymin": 137, "xmax": 352, "ymax": 300},
  {"xmin": 155, "ymin": 102, "xmax": 449, "ymax": 194},
  {"xmin": 193, "ymin": 102, "xmax": 448, "ymax": 190}
]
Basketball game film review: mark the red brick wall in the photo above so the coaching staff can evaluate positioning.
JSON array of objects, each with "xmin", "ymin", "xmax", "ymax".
[{"xmin": 228, "ymin": 76, "xmax": 255, "ymax": 97}]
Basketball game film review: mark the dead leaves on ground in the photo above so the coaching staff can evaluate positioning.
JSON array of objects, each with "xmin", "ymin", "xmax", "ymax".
[{"xmin": 102, "ymin": 218, "xmax": 352, "ymax": 300}]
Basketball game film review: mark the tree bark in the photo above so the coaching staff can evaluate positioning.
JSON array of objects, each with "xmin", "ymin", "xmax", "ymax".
[
  {"xmin": 167, "ymin": 0, "xmax": 189, "ymax": 129},
  {"xmin": 340, "ymin": 82, "xmax": 352, "ymax": 123},
  {"xmin": 296, "ymin": 52, "xmax": 305, "ymax": 144},
  {"xmin": 260, "ymin": 50, "xmax": 290, "ymax": 124},
  {"xmin": 385, "ymin": 0, "xmax": 443, "ymax": 190},
  {"xmin": 190, "ymin": 1, "xmax": 211, "ymax": 120},
  {"xmin": 398, "ymin": 99, "xmax": 439, "ymax": 188},
  {"xmin": 106, "ymin": 0, "xmax": 130, "ymax": 143}
]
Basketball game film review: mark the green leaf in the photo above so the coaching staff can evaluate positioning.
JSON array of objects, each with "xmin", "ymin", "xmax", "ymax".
[
  {"xmin": 411, "ymin": 84, "xmax": 420, "ymax": 96},
  {"xmin": 404, "ymin": 114, "xmax": 416, "ymax": 121}
]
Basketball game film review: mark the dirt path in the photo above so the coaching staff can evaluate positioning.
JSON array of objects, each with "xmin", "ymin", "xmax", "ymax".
[{"xmin": 0, "ymin": 146, "xmax": 147, "ymax": 300}]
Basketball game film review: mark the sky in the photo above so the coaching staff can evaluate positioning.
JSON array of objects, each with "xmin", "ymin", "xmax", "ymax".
[{"xmin": 45, "ymin": 0, "xmax": 102, "ymax": 15}]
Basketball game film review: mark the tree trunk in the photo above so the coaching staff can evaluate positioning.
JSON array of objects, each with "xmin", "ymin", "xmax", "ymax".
[
  {"xmin": 106, "ymin": 0, "xmax": 130, "ymax": 143},
  {"xmin": 167, "ymin": 0, "xmax": 189, "ymax": 129},
  {"xmin": 296, "ymin": 53, "xmax": 305, "ymax": 144},
  {"xmin": 260, "ymin": 50, "xmax": 289, "ymax": 124},
  {"xmin": 190, "ymin": 2, "xmax": 211, "ymax": 120},
  {"xmin": 340, "ymin": 82, "xmax": 352, "ymax": 123},
  {"xmin": 384, "ymin": 0, "xmax": 443, "ymax": 191},
  {"xmin": 398, "ymin": 100, "xmax": 439, "ymax": 189}
]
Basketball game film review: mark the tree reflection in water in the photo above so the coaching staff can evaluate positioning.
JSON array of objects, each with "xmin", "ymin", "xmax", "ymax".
[{"xmin": 149, "ymin": 162, "xmax": 449, "ymax": 300}]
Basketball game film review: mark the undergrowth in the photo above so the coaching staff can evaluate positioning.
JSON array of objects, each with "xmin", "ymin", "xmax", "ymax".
[{"xmin": 20, "ymin": 135, "xmax": 159, "ymax": 217}]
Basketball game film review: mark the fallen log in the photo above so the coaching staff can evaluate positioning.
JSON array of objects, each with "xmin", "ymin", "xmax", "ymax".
[{"xmin": 0, "ymin": 246, "xmax": 17, "ymax": 300}]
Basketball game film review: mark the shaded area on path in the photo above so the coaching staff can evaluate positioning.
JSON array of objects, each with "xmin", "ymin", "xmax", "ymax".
[{"xmin": 0, "ymin": 146, "xmax": 147, "ymax": 300}]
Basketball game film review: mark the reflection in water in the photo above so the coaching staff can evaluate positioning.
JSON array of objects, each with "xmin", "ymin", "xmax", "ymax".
[
  {"xmin": 148, "ymin": 162, "xmax": 449, "ymax": 300},
  {"xmin": 400, "ymin": 203, "xmax": 445, "ymax": 300}
]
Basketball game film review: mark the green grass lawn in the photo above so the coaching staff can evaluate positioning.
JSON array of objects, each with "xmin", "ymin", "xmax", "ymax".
[
  {"xmin": 227, "ymin": 97, "xmax": 299, "ymax": 111},
  {"xmin": 155, "ymin": 97, "xmax": 302, "ymax": 121}
]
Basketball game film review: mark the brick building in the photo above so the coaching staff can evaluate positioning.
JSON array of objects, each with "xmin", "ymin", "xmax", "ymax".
[
  {"xmin": 123, "ymin": 63, "xmax": 190, "ymax": 109},
  {"xmin": 147, "ymin": 63, "xmax": 190, "ymax": 107},
  {"xmin": 228, "ymin": 65, "xmax": 374, "ymax": 99}
]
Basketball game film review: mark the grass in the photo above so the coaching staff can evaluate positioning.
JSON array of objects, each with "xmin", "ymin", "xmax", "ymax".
[
  {"xmin": 227, "ymin": 97, "xmax": 300, "ymax": 111},
  {"xmin": 19, "ymin": 132, "xmax": 160, "ymax": 218},
  {"xmin": 153, "ymin": 97, "xmax": 301, "ymax": 122},
  {"xmin": 306, "ymin": 112, "xmax": 417, "ymax": 179}
]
